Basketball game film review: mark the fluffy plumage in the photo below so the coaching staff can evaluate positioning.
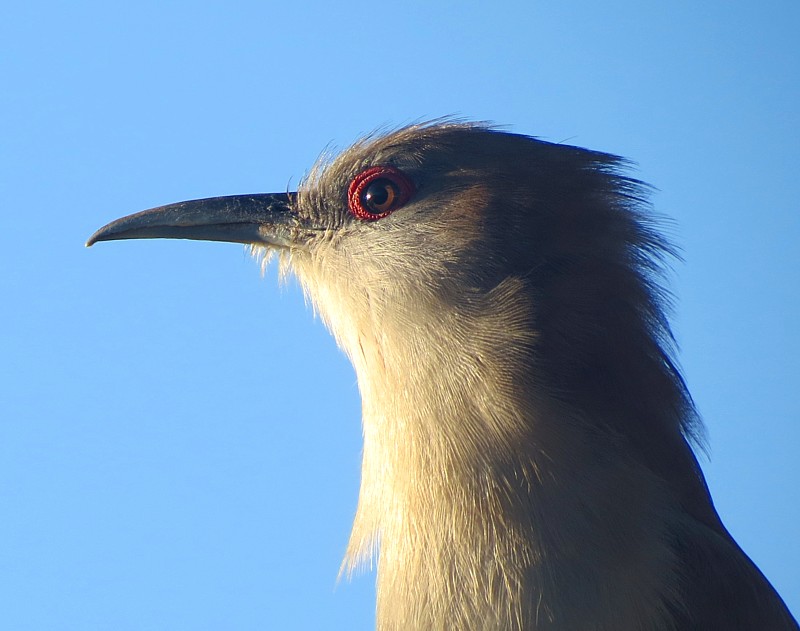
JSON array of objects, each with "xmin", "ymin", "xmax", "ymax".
[{"xmin": 284, "ymin": 123, "xmax": 796, "ymax": 629}]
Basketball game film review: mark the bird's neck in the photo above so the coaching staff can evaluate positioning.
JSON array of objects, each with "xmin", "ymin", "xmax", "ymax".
[{"xmin": 312, "ymin": 277, "xmax": 686, "ymax": 630}]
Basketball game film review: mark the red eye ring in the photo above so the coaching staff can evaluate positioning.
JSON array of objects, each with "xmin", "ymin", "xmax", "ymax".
[{"xmin": 347, "ymin": 166, "xmax": 415, "ymax": 221}]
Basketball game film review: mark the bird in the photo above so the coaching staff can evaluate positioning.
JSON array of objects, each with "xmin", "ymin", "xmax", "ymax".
[{"xmin": 87, "ymin": 121, "xmax": 797, "ymax": 630}]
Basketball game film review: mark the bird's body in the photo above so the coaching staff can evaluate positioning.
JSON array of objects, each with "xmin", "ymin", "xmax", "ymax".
[{"xmin": 89, "ymin": 122, "xmax": 797, "ymax": 630}]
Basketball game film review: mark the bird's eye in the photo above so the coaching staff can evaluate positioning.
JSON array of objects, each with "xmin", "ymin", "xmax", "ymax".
[{"xmin": 347, "ymin": 166, "xmax": 415, "ymax": 220}]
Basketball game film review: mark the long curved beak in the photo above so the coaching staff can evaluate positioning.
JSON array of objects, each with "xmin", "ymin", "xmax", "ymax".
[{"xmin": 86, "ymin": 193, "xmax": 300, "ymax": 248}]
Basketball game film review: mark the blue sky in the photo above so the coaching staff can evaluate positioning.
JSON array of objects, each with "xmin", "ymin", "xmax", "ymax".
[{"xmin": 1, "ymin": 1, "xmax": 798, "ymax": 628}]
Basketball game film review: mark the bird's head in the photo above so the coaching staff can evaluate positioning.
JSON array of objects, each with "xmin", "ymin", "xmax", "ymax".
[{"xmin": 87, "ymin": 122, "xmax": 665, "ymax": 356}]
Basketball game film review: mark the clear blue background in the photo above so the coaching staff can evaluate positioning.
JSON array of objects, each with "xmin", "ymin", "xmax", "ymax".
[{"xmin": 1, "ymin": 2, "xmax": 797, "ymax": 628}]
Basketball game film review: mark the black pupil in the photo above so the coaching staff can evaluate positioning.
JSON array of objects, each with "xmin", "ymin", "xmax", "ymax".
[{"xmin": 363, "ymin": 179, "xmax": 394, "ymax": 213}]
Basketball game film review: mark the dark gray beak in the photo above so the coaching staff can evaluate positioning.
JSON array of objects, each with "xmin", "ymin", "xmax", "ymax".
[{"xmin": 86, "ymin": 193, "xmax": 299, "ymax": 248}]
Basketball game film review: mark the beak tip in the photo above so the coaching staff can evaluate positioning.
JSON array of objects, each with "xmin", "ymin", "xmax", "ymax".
[
  {"xmin": 86, "ymin": 220, "xmax": 129, "ymax": 247},
  {"xmin": 85, "ymin": 230, "xmax": 105, "ymax": 247}
]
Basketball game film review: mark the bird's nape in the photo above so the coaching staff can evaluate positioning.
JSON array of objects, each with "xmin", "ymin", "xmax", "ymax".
[{"xmin": 88, "ymin": 122, "xmax": 798, "ymax": 630}]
